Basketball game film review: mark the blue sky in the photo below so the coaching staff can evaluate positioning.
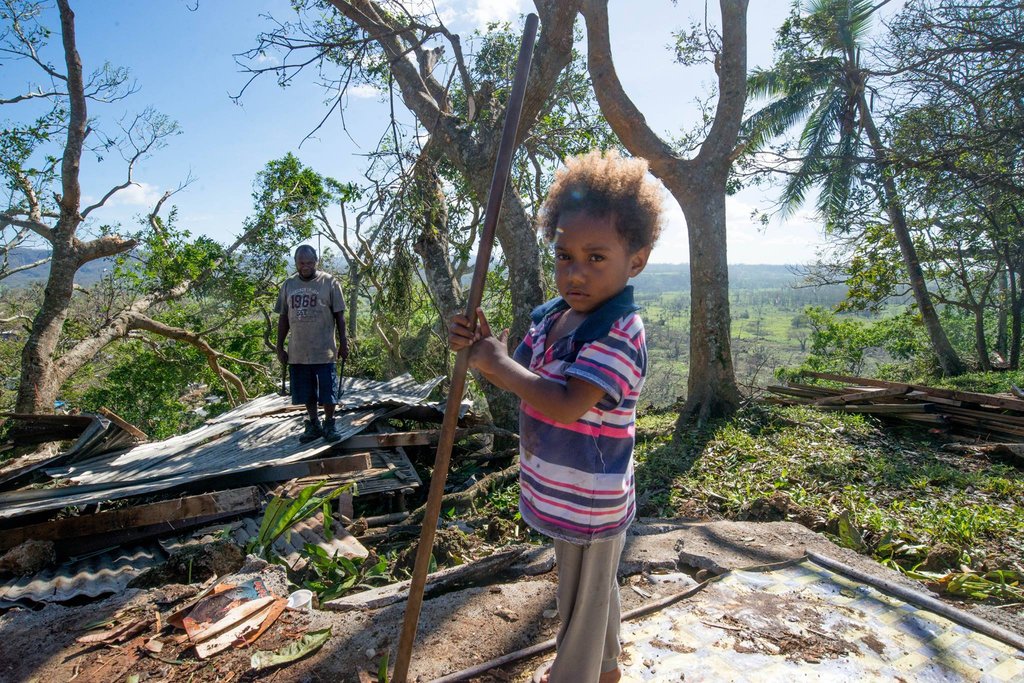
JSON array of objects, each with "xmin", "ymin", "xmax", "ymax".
[{"xmin": 10, "ymin": 1, "xmax": 828, "ymax": 264}]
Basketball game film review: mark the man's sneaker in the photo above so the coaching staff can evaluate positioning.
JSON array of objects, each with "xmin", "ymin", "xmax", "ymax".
[
  {"xmin": 322, "ymin": 417, "xmax": 341, "ymax": 443},
  {"xmin": 299, "ymin": 418, "xmax": 322, "ymax": 443}
]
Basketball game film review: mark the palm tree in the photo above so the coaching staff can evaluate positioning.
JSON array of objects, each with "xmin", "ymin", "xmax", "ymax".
[{"xmin": 743, "ymin": 0, "xmax": 966, "ymax": 376}]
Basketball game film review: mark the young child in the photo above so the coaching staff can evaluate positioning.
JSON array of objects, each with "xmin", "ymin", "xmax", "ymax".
[{"xmin": 449, "ymin": 149, "xmax": 662, "ymax": 683}]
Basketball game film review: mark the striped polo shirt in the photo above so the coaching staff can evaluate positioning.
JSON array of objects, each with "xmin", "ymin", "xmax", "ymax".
[{"xmin": 512, "ymin": 286, "xmax": 647, "ymax": 544}]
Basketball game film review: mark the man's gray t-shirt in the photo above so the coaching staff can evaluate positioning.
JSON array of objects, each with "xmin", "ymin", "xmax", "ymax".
[{"xmin": 275, "ymin": 272, "xmax": 345, "ymax": 365}]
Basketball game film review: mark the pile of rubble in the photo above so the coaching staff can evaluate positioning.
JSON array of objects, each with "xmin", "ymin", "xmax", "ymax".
[{"xmin": 0, "ymin": 374, "xmax": 461, "ymax": 606}]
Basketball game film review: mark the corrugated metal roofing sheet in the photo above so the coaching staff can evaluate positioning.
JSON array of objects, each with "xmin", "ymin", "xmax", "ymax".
[
  {"xmin": 0, "ymin": 374, "xmax": 442, "ymax": 520},
  {"xmin": 0, "ymin": 544, "xmax": 163, "ymax": 605},
  {"xmin": 163, "ymin": 512, "xmax": 368, "ymax": 569},
  {"xmin": 0, "ymin": 510, "xmax": 366, "ymax": 605},
  {"xmin": 208, "ymin": 374, "xmax": 443, "ymax": 423}
]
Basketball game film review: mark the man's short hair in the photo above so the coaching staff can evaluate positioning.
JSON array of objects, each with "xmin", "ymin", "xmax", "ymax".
[{"xmin": 294, "ymin": 245, "xmax": 317, "ymax": 260}]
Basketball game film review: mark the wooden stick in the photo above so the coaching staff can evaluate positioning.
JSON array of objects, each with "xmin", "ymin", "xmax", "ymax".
[{"xmin": 391, "ymin": 14, "xmax": 539, "ymax": 682}]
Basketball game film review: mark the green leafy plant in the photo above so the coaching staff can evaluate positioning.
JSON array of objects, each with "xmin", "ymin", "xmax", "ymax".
[
  {"xmin": 301, "ymin": 546, "xmax": 391, "ymax": 602},
  {"xmin": 247, "ymin": 481, "xmax": 355, "ymax": 560},
  {"xmin": 905, "ymin": 569, "xmax": 1024, "ymax": 602}
]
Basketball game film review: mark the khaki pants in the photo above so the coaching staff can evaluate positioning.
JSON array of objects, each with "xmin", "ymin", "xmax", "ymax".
[{"xmin": 548, "ymin": 533, "xmax": 626, "ymax": 683}]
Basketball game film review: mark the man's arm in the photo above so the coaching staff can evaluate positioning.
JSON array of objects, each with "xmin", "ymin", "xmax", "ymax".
[
  {"xmin": 334, "ymin": 310, "xmax": 348, "ymax": 360},
  {"xmin": 276, "ymin": 313, "xmax": 289, "ymax": 366}
]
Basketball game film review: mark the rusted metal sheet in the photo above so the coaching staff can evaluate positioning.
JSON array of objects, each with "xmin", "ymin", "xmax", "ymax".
[
  {"xmin": 0, "ymin": 410, "xmax": 384, "ymax": 520},
  {"xmin": 0, "ymin": 412, "xmax": 140, "ymax": 490}
]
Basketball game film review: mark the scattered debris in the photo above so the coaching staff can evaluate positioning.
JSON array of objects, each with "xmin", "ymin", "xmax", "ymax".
[
  {"xmin": 129, "ymin": 539, "xmax": 245, "ymax": 588},
  {"xmin": 249, "ymin": 627, "xmax": 331, "ymax": 671},
  {"xmin": 0, "ymin": 539, "xmax": 55, "ymax": 576},
  {"xmin": 0, "ymin": 374, "xmax": 444, "ymax": 606},
  {"xmin": 767, "ymin": 371, "xmax": 1024, "ymax": 445},
  {"xmin": 323, "ymin": 544, "xmax": 528, "ymax": 612}
]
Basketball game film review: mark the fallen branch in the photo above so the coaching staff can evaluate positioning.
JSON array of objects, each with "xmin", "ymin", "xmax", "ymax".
[
  {"xmin": 129, "ymin": 314, "xmax": 249, "ymax": 403},
  {"xmin": 322, "ymin": 545, "xmax": 528, "ymax": 612},
  {"xmin": 399, "ymin": 461, "xmax": 520, "ymax": 525}
]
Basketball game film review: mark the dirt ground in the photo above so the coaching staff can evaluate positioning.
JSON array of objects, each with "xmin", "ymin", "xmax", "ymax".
[{"xmin": 1, "ymin": 519, "xmax": 1021, "ymax": 682}]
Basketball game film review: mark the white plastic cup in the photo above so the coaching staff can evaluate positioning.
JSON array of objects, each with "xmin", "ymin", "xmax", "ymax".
[{"xmin": 286, "ymin": 589, "xmax": 314, "ymax": 612}]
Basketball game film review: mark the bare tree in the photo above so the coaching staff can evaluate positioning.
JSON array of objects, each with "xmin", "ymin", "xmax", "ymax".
[
  {"xmin": 238, "ymin": 0, "xmax": 585, "ymax": 350},
  {"xmin": 237, "ymin": 0, "xmax": 592, "ymax": 425},
  {"xmin": 1, "ymin": 1, "xmax": 284, "ymax": 412},
  {"xmin": 580, "ymin": 0, "xmax": 748, "ymax": 425}
]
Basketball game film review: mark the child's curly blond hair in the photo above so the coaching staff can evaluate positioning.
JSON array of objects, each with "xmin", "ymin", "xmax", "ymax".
[{"xmin": 538, "ymin": 149, "xmax": 663, "ymax": 253}]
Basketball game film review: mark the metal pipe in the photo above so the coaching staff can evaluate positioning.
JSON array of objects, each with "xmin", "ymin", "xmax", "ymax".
[{"xmin": 391, "ymin": 13, "xmax": 540, "ymax": 682}]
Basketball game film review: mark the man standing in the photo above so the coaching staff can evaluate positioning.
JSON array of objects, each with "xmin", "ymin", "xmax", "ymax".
[{"xmin": 276, "ymin": 246, "xmax": 349, "ymax": 443}]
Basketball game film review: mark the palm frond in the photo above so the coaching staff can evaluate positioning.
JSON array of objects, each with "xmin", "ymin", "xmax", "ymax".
[
  {"xmin": 803, "ymin": 0, "xmax": 874, "ymax": 51},
  {"xmin": 742, "ymin": 86, "xmax": 820, "ymax": 153},
  {"xmin": 779, "ymin": 90, "xmax": 847, "ymax": 214},
  {"xmin": 817, "ymin": 129, "xmax": 859, "ymax": 226}
]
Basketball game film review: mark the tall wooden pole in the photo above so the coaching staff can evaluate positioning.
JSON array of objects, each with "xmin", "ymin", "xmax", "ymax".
[{"xmin": 391, "ymin": 13, "xmax": 539, "ymax": 683}]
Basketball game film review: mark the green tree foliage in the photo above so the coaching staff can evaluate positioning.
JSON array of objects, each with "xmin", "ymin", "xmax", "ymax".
[{"xmin": 741, "ymin": 0, "xmax": 966, "ymax": 376}]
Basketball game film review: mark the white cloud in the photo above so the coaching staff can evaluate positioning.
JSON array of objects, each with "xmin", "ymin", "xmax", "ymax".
[
  {"xmin": 106, "ymin": 182, "xmax": 164, "ymax": 208},
  {"xmin": 433, "ymin": 0, "xmax": 528, "ymax": 28},
  {"xmin": 254, "ymin": 52, "xmax": 279, "ymax": 65},
  {"xmin": 466, "ymin": 0, "xmax": 527, "ymax": 25},
  {"xmin": 649, "ymin": 188, "xmax": 826, "ymax": 265},
  {"xmin": 348, "ymin": 83, "xmax": 383, "ymax": 99}
]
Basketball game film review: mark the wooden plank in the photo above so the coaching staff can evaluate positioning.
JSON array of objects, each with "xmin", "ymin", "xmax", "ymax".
[
  {"xmin": 196, "ymin": 452, "xmax": 372, "ymax": 489},
  {"xmin": 904, "ymin": 391, "xmax": 963, "ymax": 407},
  {"xmin": 765, "ymin": 386, "xmax": 826, "ymax": 400},
  {"xmin": 802, "ymin": 371, "xmax": 1024, "ymax": 412},
  {"xmin": 98, "ymin": 406, "xmax": 148, "ymax": 440},
  {"xmin": 0, "ymin": 487, "xmax": 262, "ymax": 554},
  {"xmin": 339, "ymin": 431, "xmax": 438, "ymax": 449},
  {"xmin": 945, "ymin": 416, "xmax": 1024, "ymax": 437},
  {"xmin": 939, "ymin": 405, "xmax": 1024, "ymax": 426},
  {"xmin": 813, "ymin": 403, "xmax": 936, "ymax": 414},
  {"xmin": 815, "ymin": 385, "xmax": 911, "ymax": 406}
]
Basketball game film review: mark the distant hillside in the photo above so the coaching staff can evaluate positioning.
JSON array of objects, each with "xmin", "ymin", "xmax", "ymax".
[
  {"xmin": 2, "ymin": 248, "xmax": 113, "ymax": 288},
  {"xmin": 634, "ymin": 263, "xmax": 813, "ymax": 293},
  {"xmin": 3, "ymin": 249, "xmax": 816, "ymax": 297}
]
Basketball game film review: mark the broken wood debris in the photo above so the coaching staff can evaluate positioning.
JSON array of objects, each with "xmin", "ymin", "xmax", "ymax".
[
  {"xmin": 766, "ymin": 372, "xmax": 1024, "ymax": 446},
  {"xmin": 0, "ymin": 487, "xmax": 262, "ymax": 556},
  {"xmin": 0, "ymin": 374, "xmax": 448, "ymax": 606},
  {"xmin": 323, "ymin": 544, "xmax": 528, "ymax": 612}
]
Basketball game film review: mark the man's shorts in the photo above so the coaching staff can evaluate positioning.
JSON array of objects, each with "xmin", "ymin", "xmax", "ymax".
[{"xmin": 289, "ymin": 363, "xmax": 337, "ymax": 406}]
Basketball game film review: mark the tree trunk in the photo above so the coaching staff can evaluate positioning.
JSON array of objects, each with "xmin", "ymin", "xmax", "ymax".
[
  {"xmin": 673, "ymin": 177, "xmax": 741, "ymax": 425},
  {"xmin": 16, "ymin": 240, "xmax": 77, "ymax": 413},
  {"xmin": 858, "ymin": 96, "xmax": 966, "ymax": 376},
  {"xmin": 345, "ymin": 267, "xmax": 359, "ymax": 342},
  {"xmin": 16, "ymin": 0, "xmax": 87, "ymax": 414},
  {"xmin": 973, "ymin": 305, "xmax": 992, "ymax": 372},
  {"xmin": 411, "ymin": 155, "xmax": 462, "ymax": 323},
  {"xmin": 581, "ymin": 0, "xmax": 747, "ymax": 427},
  {"xmin": 1010, "ymin": 264, "xmax": 1022, "ymax": 370},
  {"xmin": 996, "ymin": 269, "xmax": 1009, "ymax": 362}
]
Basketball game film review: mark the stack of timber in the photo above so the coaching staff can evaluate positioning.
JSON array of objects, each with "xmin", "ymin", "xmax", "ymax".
[{"xmin": 766, "ymin": 371, "xmax": 1024, "ymax": 444}]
